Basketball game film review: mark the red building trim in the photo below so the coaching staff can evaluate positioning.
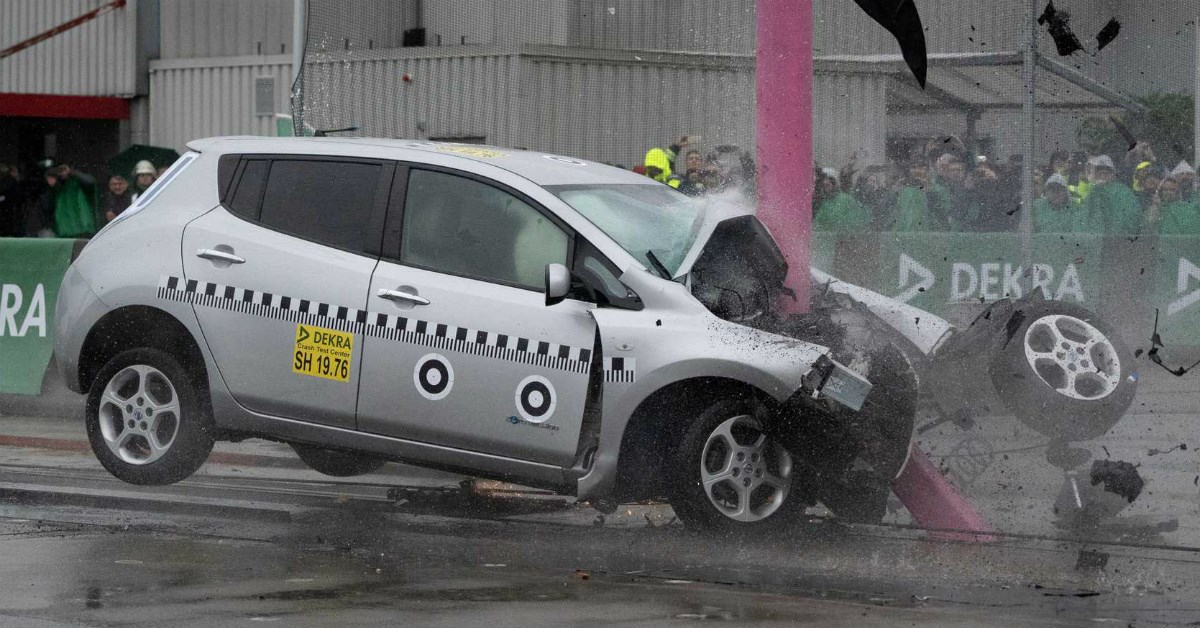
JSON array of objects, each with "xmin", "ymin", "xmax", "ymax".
[{"xmin": 0, "ymin": 93, "xmax": 130, "ymax": 120}]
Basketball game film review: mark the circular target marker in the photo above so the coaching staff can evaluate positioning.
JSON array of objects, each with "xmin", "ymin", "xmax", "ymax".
[
  {"xmin": 514, "ymin": 375, "xmax": 556, "ymax": 423},
  {"xmin": 414, "ymin": 353, "xmax": 454, "ymax": 400}
]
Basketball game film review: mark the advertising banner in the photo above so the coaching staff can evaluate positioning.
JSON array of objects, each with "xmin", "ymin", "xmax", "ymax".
[{"xmin": 0, "ymin": 238, "xmax": 74, "ymax": 395}]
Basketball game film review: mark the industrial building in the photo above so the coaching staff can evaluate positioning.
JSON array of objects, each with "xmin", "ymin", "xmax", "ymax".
[{"xmin": 1, "ymin": 0, "xmax": 1196, "ymax": 177}]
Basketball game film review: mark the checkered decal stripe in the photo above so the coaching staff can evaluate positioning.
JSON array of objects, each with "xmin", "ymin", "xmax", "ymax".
[
  {"xmin": 158, "ymin": 276, "xmax": 591, "ymax": 375},
  {"xmin": 603, "ymin": 357, "xmax": 636, "ymax": 383}
]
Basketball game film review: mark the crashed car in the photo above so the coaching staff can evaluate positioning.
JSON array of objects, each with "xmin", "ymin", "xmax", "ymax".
[{"xmin": 54, "ymin": 137, "xmax": 878, "ymax": 533}]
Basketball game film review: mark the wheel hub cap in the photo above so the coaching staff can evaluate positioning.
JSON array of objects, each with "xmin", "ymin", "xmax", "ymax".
[
  {"xmin": 1022, "ymin": 314, "xmax": 1120, "ymax": 401},
  {"xmin": 700, "ymin": 415, "xmax": 793, "ymax": 523},
  {"xmin": 97, "ymin": 365, "xmax": 181, "ymax": 465}
]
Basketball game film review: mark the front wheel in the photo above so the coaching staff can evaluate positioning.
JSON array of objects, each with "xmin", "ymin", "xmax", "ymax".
[
  {"xmin": 668, "ymin": 398, "xmax": 805, "ymax": 533},
  {"xmin": 85, "ymin": 348, "xmax": 214, "ymax": 485},
  {"xmin": 989, "ymin": 301, "xmax": 1137, "ymax": 441}
]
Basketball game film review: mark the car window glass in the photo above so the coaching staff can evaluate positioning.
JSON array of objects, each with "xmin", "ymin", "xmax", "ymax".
[
  {"xmin": 259, "ymin": 160, "xmax": 380, "ymax": 252},
  {"xmin": 401, "ymin": 169, "xmax": 568, "ymax": 289},
  {"xmin": 227, "ymin": 160, "xmax": 269, "ymax": 221}
]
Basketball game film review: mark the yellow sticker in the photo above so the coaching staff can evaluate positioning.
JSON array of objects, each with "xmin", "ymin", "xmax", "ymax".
[
  {"xmin": 436, "ymin": 145, "xmax": 505, "ymax": 158},
  {"xmin": 292, "ymin": 323, "xmax": 353, "ymax": 382}
]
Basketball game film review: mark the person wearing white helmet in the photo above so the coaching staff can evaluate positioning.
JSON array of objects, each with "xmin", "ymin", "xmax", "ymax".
[
  {"xmin": 1080, "ymin": 154, "xmax": 1141, "ymax": 234},
  {"xmin": 130, "ymin": 160, "xmax": 157, "ymax": 203}
]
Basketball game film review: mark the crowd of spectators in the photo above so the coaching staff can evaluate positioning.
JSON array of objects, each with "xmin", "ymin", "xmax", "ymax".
[
  {"xmin": 812, "ymin": 136, "xmax": 1200, "ymax": 235},
  {"xmin": 635, "ymin": 133, "xmax": 1200, "ymax": 236},
  {"xmin": 0, "ymin": 158, "xmax": 162, "ymax": 239}
]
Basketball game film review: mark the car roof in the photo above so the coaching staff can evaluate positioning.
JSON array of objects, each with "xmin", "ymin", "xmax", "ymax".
[{"xmin": 187, "ymin": 136, "xmax": 652, "ymax": 187}]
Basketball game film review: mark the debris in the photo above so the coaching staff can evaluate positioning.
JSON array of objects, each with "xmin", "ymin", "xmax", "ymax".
[
  {"xmin": 1147, "ymin": 444, "xmax": 1187, "ymax": 457},
  {"xmin": 1090, "ymin": 460, "xmax": 1144, "ymax": 503},
  {"xmin": 571, "ymin": 569, "xmax": 591, "ymax": 581}
]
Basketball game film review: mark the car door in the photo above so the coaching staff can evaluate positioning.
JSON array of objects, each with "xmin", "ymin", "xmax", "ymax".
[
  {"xmin": 179, "ymin": 156, "xmax": 392, "ymax": 429},
  {"xmin": 356, "ymin": 166, "xmax": 596, "ymax": 466}
]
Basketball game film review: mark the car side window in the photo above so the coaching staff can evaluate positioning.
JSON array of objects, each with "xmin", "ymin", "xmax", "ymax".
[
  {"xmin": 255, "ymin": 159, "xmax": 381, "ymax": 252},
  {"xmin": 400, "ymin": 169, "xmax": 569, "ymax": 290},
  {"xmin": 226, "ymin": 159, "xmax": 269, "ymax": 221}
]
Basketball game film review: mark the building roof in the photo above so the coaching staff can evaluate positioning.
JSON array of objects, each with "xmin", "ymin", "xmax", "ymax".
[{"xmin": 815, "ymin": 51, "xmax": 1147, "ymax": 115}]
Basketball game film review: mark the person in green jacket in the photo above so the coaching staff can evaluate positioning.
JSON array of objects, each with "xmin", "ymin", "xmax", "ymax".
[
  {"xmin": 1080, "ymin": 155, "xmax": 1142, "ymax": 235},
  {"xmin": 1153, "ymin": 175, "xmax": 1200, "ymax": 235},
  {"xmin": 813, "ymin": 167, "xmax": 872, "ymax": 232},
  {"xmin": 46, "ymin": 163, "xmax": 97, "ymax": 238},
  {"xmin": 891, "ymin": 158, "xmax": 947, "ymax": 232},
  {"xmin": 1034, "ymin": 174, "xmax": 1084, "ymax": 232}
]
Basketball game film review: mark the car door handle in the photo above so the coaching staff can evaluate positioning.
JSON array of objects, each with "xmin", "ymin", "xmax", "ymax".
[
  {"xmin": 196, "ymin": 248, "xmax": 246, "ymax": 264},
  {"xmin": 377, "ymin": 289, "xmax": 430, "ymax": 305}
]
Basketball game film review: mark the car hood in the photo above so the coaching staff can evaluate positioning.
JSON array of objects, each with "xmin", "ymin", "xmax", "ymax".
[{"xmin": 672, "ymin": 196, "xmax": 788, "ymax": 291}]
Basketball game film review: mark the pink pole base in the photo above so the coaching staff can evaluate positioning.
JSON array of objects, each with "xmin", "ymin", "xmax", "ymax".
[{"xmin": 892, "ymin": 447, "xmax": 996, "ymax": 542}]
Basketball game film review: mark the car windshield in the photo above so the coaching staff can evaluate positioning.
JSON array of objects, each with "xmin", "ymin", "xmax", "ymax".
[{"xmin": 547, "ymin": 184, "xmax": 705, "ymax": 277}]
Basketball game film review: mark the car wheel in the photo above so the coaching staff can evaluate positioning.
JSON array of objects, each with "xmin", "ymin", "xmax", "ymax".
[
  {"xmin": 989, "ymin": 301, "xmax": 1137, "ymax": 442},
  {"xmin": 85, "ymin": 348, "xmax": 214, "ymax": 485},
  {"xmin": 668, "ymin": 398, "xmax": 805, "ymax": 533},
  {"xmin": 291, "ymin": 444, "xmax": 387, "ymax": 477}
]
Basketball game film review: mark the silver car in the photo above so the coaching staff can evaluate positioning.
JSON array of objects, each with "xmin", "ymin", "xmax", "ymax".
[{"xmin": 54, "ymin": 137, "xmax": 873, "ymax": 533}]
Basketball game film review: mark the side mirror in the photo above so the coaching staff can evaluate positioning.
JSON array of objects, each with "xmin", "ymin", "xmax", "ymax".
[{"xmin": 545, "ymin": 263, "xmax": 571, "ymax": 306}]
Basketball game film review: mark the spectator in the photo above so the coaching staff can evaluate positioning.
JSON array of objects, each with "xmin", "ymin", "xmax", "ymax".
[
  {"xmin": 643, "ymin": 148, "xmax": 681, "ymax": 189},
  {"xmin": 813, "ymin": 167, "xmax": 871, "ymax": 232},
  {"xmin": 0, "ymin": 163, "xmax": 21, "ymax": 237},
  {"xmin": 1132, "ymin": 163, "xmax": 1164, "ymax": 209},
  {"xmin": 1153, "ymin": 175, "xmax": 1200, "ymax": 235},
  {"xmin": 853, "ymin": 165, "xmax": 891, "ymax": 229},
  {"xmin": 964, "ymin": 159, "xmax": 1016, "ymax": 232},
  {"xmin": 1034, "ymin": 174, "xmax": 1083, "ymax": 232},
  {"xmin": 1080, "ymin": 155, "xmax": 1141, "ymax": 234},
  {"xmin": 102, "ymin": 174, "xmax": 133, "ymax": 223},
  {"xmin": 677, "ymin": 149, "xmax": 715, "ymax": 197},
  {"xmin": 47, "ymin": 163, "xmax": 97, "ymax": 238},
  {"xmin": 929, "ymin": 152, "xmax": 979, "ymax": 230},
  {"xmin": 1170, "ymin": 161, "xmax": 1196, "ymax": 202},
  {"xmin": 892, "ymin": 152, "xmax": 944, "ymax": 232},
  {"xmin": 131, "ymin": 160, "xmax": 157, "ymax": 202}
]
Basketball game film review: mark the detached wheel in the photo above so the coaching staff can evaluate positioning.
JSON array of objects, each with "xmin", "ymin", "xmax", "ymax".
[
  {"xmin": 668, "ymin": 398, "xmax": 804, "ymax": 533},
  {"xmin": 291, "ymin": 444, "xmax": 386, "ymax": 477},
  {"xmin": 86, "ymin": 348, "xmax": 214, "ymax": 485},
  {"xmin": 990, "ymin": 301, "xmax": 1137, "ymax": 441}
]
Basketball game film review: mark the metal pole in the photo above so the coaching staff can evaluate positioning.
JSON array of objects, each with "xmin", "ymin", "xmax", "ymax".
[
  {"xmin": 1195, "ymin": 10, "xmax": 1199, "ymax": 171},
  {"xmin": 291, "ymin": 0, "xmax": 307, "ymax": 135},
  {"xmin": 755, "ymin": 0, "xmax": 813, "ymax": 312},
  {"xmin": 1019, "ymin": 0, "xmax": 1037, "ymax": 288}
]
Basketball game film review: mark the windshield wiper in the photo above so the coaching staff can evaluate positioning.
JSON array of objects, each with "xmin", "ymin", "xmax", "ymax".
[{"xmin": 645, "ymin": 250, "xmax": 673, "ymax": 280}]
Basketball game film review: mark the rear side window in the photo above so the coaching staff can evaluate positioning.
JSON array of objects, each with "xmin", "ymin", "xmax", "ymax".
[
  {"xmin": 253, "ymin": 160, "xmax": 381, "ymax": 252},
  {"xmin": 227, "ymin": 160, "xmax": 269, "ymax": 220}
]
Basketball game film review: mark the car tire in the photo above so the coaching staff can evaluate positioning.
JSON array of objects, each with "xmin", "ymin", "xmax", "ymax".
[
  {"xmin": 85, "ymin": 347, "xmax": 214, "ymax": 485},
  {"xmin": 291, "ymin": 444, "xmax": 387, "ymax": 477},
  {"xmin": 667, "ymin": 397, "xmax": 806, "ymax": 534},
  {"xmin": 989, "ymin": 301, "xmax": 1137, "ymax": 442}
]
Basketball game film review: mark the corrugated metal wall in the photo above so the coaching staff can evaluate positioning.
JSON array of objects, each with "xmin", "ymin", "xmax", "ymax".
[
  {"xmin": 148, "ymin": 56, "xmax": 293, "ymax": 151},
  {"xmin": 518, "ymin": 50, "xmax": 755, "ymax": 167},
  {"xmin": 160, "ymin": 0, "xmax": 293, "ymax": 58},
  {"xmin": 570, "ymin": 0, "xmax": 755, "ymax": 54},
  {"xmin": 0, "ymin": 0, "xmax": 137, "ymax": 96},
  {"xmin": 813, "ymin": 73, "xmax": 888, "ymax": 168},
  {"xmin": 302, "ymin": 50, "xmax": 523, "ymax": 145}
]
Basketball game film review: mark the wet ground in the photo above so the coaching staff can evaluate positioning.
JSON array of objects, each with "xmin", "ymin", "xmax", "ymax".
[{"xmin": 1, "ymin": 367, "xmax": 1199, "ymax": 626}]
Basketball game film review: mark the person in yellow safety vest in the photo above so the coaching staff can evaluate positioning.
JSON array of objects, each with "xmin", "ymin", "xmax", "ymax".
[{"xmin": 644, "ymin": 147, "xmax": 682, "ymax": 189}]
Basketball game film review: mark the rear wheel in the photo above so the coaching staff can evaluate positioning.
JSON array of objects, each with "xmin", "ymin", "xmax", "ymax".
[
  {"xmin": 668, "ymin": 398, "xmax": 806, "ymax": 533},
  {"xmin": 85, "ymin": 348, "xmax": 214, "ymax": 485},
  {"xmin": 291, "ymin": 444, "xmax": 387, "ymax": 477}
]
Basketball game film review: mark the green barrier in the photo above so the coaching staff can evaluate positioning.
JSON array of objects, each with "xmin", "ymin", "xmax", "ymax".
[
  {"xmin": 812, "ymin": 231, "xmax": 1199, "ymax": 346},
  {"xmin": 0, "ymin": 238, "xmax": 75, "ymax": 395},
  {"xmin": 1155, "ymin": 236, "xmax": 1200, "ymax": 346}
]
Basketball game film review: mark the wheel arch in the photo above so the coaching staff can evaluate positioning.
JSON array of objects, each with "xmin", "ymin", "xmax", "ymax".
[
  {"xmin": 611, "ymin": 376, "xmax": 768, "ymax": 502},
  {"xmin": 78, "ymin": 305, "xmax": 209, "ymax": 394}
]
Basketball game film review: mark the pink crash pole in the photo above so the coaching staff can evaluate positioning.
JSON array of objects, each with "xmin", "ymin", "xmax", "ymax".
[
  {"xmin": 755, "ymin": 0, "xmax": 994, "ymax": 541},
  {"xmin": 755, "ymin": 0, "xmax": 813, "ymax": 313}
]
